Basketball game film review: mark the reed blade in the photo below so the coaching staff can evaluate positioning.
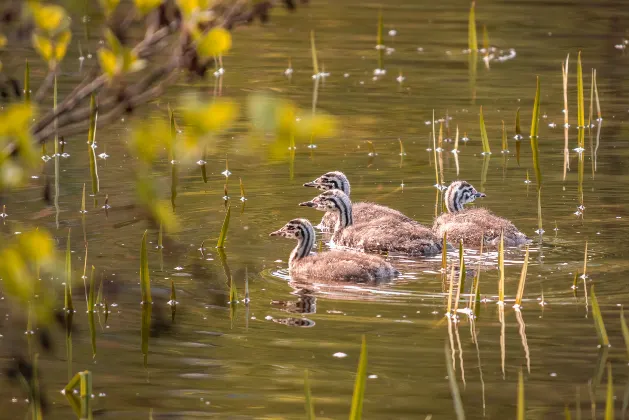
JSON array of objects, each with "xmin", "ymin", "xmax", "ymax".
[
  {"xmin": 447, "ymin": 265, "xmax": 455, "ymax": 315},
  {"xmin": 170, "ymin": 279, "xmax": 176, "ymax": 322},
  {"xmin": 170, "ymin": 105, "xmax": 177, "ymax": 211},
  {"xmin": 515, "ymin": 246, "xmax": 529, "ymax": 306},
  {"xmin": 537, "ymin": 188, "xmax": 543, "ymax": 234},
  {"xmin": 87, "ymin": 94, "xmax": 99, "ymax": 194},
  {"xmin": 349, "ymin": 335, "xmax": 368, "ymax": 420},
  {"xmin": 588, "ymin": 69, "xmax": 594, "ymax": 128},
  {"xmin": 605, "ymin": 363, "xmax": 614, "ymax": 420},
  {"xmin": 141, "ymin": 302, "xmax": 151, "ymax": 368},
  {"xmin": 501, "ymin": 120, "xmax": 507, "ymax": 152},
  {"xmin": 377, "ymin": 10, "xmax": 383, "ymax": 70},
  {"xmin": 445, "ymin": 342, "xmax": 466, "ymax": 419},
  {"xmin": 577, "ymin": 51, "xmax": 585, "ymax": 130},
  {"xmin": 81, "ymin": 183, "xmax": 86, "ymax": 214},
  {"xmin": 517, "ymin": 369, "xmax": 525, "ymax": 420},
  {"xmin": 310, "ymin": 30, "xmax": 319, "ymax": 76},
  {"xmin": 515, "ymin": 107, "xmax": 521, "ymax": 165},
  {"xmin": 217, "ymin": 204, "xmax": 231, "ymax": 248},
  {"xmin": 140, "ymin": 230, "xmax": 152, "ymax": 304},
  {"xmin": 304, "ymin": 370, "xmax": 316, "ymax": 420},
  {"xmin": 590, "ymin": 286, "xmax": 609, "ymax": 347},
  {"xmin": 594, "ymin": 69, "xmax": 601, "ymax": 121},
  {"xmin": 530, "ymin": 76, "xmax": 542, "ymax": 188},
  {"xmin": 454, "ymin": 241, "xmax": 466, "ymax": 312},
  {"xmin": 65, "ymin": 229, "xmax": 74, "ymax": 312},
  {"xmin": 620, "ymin": 307, "xmax": 629, "ymax": 360},
  {"xmin": 564, "ymin": 405, "xmax": 571, "ymax": 420},
  {"xmin": 479, "ymin": 106, "xmax": 491, "ymax": 154},
  {"xmin": 468, "ymin": 1, "xmax": 477, "ymax": 52},
  {"xmin": 498, "ymin": 231, "xmax": 504, "ymax": 303},
  {"xmin": 432, "ymin": 110, "xmax": 439, "ymax": 186}
]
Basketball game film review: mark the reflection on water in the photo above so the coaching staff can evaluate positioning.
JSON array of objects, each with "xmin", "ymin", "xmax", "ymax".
[{"xmin": 2, "ymin": 0, "xmax": 629, "ymax": 418}]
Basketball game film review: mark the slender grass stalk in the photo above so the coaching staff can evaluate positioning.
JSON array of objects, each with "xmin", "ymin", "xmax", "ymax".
[
  {"xmin": 582, "ymin": 241, "xmax": 588, "ymax": 279},
  {"xmin": 562, "ymin": 54, "xmax": 569, "ymax": 127},
  {"xmin": 398, "ymin": 139, "xmax": 406, "ymax": 156},
  {"xmin": 577, "ymin": 51, "xmax": 585, "ymax": 130},
  {"xmin": 501, "ymin": 120, "xmax": 507, "ymax": 152},
  {"xmin": 432, "ymin": 110, "xmax": 439, "ymax": 186},
  {"xmin": 140, "ymin": 230, "xmax": 152, "ymax": 304},
  {"xmin": 605, "ymin": 363, "xmax": 614, "ymax": 420},
  {"xmin": 590, "ymin": 286, "xmax": 609, "ymax": 347},
  {"xmin": 54, "ymin": 74, "xmax": 60, "ymax": 228},
  {"xmin": 621, "ymin": 307, "xmax": 629, "ymax": 360},
  {"xmin": 454, "ymin": 241, "xmax": 466, "ymax": 312},
  {"xmin": 468, "ymin": 1, "xmax": 477, "ymax": 52},
  {"xmin": 366, "ymin": 141, "xmax": 376, "ymax": 156},
  {"xmin": 517, "ymin": 369, "xmax": 525, "ymax": 420},
  {"xmin": 447, "ymin": 265, "xmax": 455, "ymax": 315},
  {"xmin": 88, "ymin": 266, "xmax": 96, "ymax": 358},
  {"xmin": 32, "ymin": 353, "xmax": 42, "ymax": 420},
  {"xmin": 594, "ymin": 69, "xmax": 601, "ymax": 121},
  {"xmin": 572, "ymin": 271, "xmax": 579, "ymax": 297},
  {"xmin": 376, "ymin": 10, "xmax": 384, "ymax": 70},
  {"xmin": 515, "ymin": 107, "xmax": 521, "ymax": 165},
  {"xmin": 81, "ymin": 183, "xmax": 86, "ymax": 214},
  {"xmin": 445, "ymin": 342, "xmax": 466, "ymax": 419},
  {"xmin": 479, "ymin": 106, "xmax": 491, "ymax": 154},
  {"xmin": 588, "ymin": 69, "xmax": 594, "ymax": 128},
  {"xmin": 169, "ymin": 105, "xmax": 177, "ymax": 211},
  {"xmin": 88, "ymin": 266, "xmax": 95, "ymax": 312},
  {"xmin": 65, "ymin": 229, "xmax": 74, "ymax": 311},
  {"xmin": 217, "ymin": 204, "xmax": 231, "ymax": 248},
  {"xmin": 498, "ymin": 231, "xmax": 504, "ymax": 303},
  {"xmin": 471, "ymin": 241, "xmax": 483, "ymax": 315},
  {"xmin": 304, "ymin": 370, "xmax": 316, "ymax": 420},
  {"xmin": 87, "ymin": 94, "xmax": 99, "ymax": 195},
  {"xmin": 515, "ymin": 246, "xmax": 529, "ymax": 307},
  {"xmin": 349, "ymin": 335, "xmax": 368, "ymax": 420},
  {"xmin": 441, "ymin": 232, "xmax": 447, "ymax": 272},
  {"xmin": 141, "ymin": 301, "xmax": 151, "ymax": 368},
  {"xmin": 454, "ymin": 125, "xmax": 460, "ymax": 175},
  {"xmin": 310, "ymin": 30, "xmax": 319, "ymax": 76},
  {"xmin": 537, "ymin": 188, "xmax": 543, "ymax": 235},
  {"xmin": 239, "ymin": 177, "xmax": 245, "ymax": 199},
  {"xmin": 158, "ymin": 223, "xmax": 163, "ymax": 249},
  {"xmin": 170, "ymin": 280, "xmax": 176, "ymax": 322},
  {"xmin": 565, "ymin": 405, "xmax": 571, "ymax": 420},
  {"xmin": 530, "ymin": 76, "xmax": 542, "ymax": 188},
  {"xmin": 200, "ymin": 146, "xmax": 208, "ymax": 183}
]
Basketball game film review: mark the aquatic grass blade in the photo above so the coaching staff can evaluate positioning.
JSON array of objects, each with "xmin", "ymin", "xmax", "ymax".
[
  {"xmin": 376, "ymin": 10, "xmax": 383, "ymax": 69},
  {"xmin": 537, "ymin": 188, "xmax": 543, "ymax": 234},
  {"xmin": 498, "ymin": 231, "xmax": 504, "ymax": 303},
  {"xmin": 349, "ymin": 335, "xmax": 368, "ymax": 420},
  {"xmin": 517, "ymin": 369, "xmax": 525, "ymax": 420},
  {"xmin": 140, "ymin": 230, "xmax": 152, "ymax": 304},
  {"xmin": 582, "ymin": 241, "xmax": 588, "ymax": 279},
  {"xmin": 304, "ymin": 370, "xmax": 316, "ymax": 420},
  {"xmin": 605, "ymin": 363, "xmax": 614, "ymax": 420},
  {"xmin": 310, "ymin": 30, "xmax": 319, "ymax": 76},
  {"xmin": 87, "ymin": 94, "xmax": 99, "ymax": 194},
  {"xmin": 445, "ymin": 342, "xmax": 466, "ymax": 419},
  {"xmin": 530, "ymin": 76, "xmax": 542, "ymax": 188},
  {"xmin": 577, "ymin": 51, "xmax": 585, "ymax": 130},
  {"xmin": 141, "ymin": 302, "xmax": 151, "ymax": 368},
  {"xmin": 81, "ymin": 183, "xmax": 86, "ymax": 214},
  {"xmin": 217, "ymin": 204, "xmax": 231, "ymax": 248},
  {"xmin": 588, "ymin": 69, "xmax": 594, "ymax": 128},
  {"xmin": 501, "ymin": 120, "xmax": 507, "ymax": 152},
  {"xmin": 479, "ymin": 106, "xmax": 491, "ymax": 154},
  {"xmin": 65, "ymin": 229, "xmax": 74, "ymax": 312},
  {"xmin": 515, "ymin": 107, "xmax": 521, "ymax": 165},
  {"xmin": 454, "ymin": 241, "xmax": 466, "ymax": 312},
  {"xmin": 594, "ymin": 69, "xmax": 601, "ymax": 120},
  {"xmin": 468, "ymin": 1, "xmax": 477, "ymax": 52},
  {"xmin": 515, "ymin": 246, "xmax": 529, "ymax": 307},
  {"xmin": 620, "ymin": 307, "xmax": 629, "ymax": 360},
  {"xmin": 590, "ymin": 286, "xmax": 609, "ymax": 347},
  {"xmin": 447, "ymin": 265, "xmax": 455, "ymax": 315}
]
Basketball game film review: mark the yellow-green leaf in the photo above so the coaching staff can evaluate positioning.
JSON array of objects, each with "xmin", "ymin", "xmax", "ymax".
[
  {"xmin": 176, "ymin": 0, "xmax": 202, "ymax": 20},
  {"xmin": 104, "ymin": 29, "xmax": 123, "ymax": 57},
  {"xmin": 54, "ymin": 30, "xmax": 72, "ymax": 62},
  {"xmin": 197, "ymin": 28, "xmax": 232, "ymax": 58},
  {"xmin": 134, "ymin": 0, "xmax": 163, "ymax": 16},
  {"xmin": 97, "ymin": 48, "xmax": 119, "ymax": 79},
  {"xmin": 30, "ymin": 4, "xmax": 68, "ymax": 34},
  {"xmin": 99, "ymin": 0, "xmax": 121, "ymax": 18},
  {"xmin": 32, "ymin": 33, "xmax": 53, "ymax": 63},
  {"xmin": 182, "ymin": 98, "xmax": 239, "ymax": 134}
]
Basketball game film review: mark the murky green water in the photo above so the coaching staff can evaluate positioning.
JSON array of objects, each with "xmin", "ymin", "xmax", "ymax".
[{"xmin": 2, "ymin": 0, "xmax": 629, "ymax": 418}]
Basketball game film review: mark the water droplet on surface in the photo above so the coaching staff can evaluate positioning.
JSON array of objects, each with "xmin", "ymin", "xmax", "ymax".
[{"xmin": 332, "ymin": 352, "xmax": 347, "ymax": 358}]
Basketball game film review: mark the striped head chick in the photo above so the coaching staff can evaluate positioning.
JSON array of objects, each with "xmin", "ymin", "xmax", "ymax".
[
  {"xmin": 269, "ymin": 218, "xmax": 316, "ymax": 267},
  {"xmin": 299, "ymin": 189, "xmax": 353, "ymax": 232},
  {"xmin": 303, "ymin": 171, "xmax": 351, "ymax": 196},
  {"xmin": 444, "ymin": 181, "xmax": 486, "ymax": 213}
]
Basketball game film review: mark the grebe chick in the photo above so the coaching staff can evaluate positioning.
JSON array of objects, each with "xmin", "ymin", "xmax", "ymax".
[
  {"xmin": 269, "ymin": 218, "xmax": 398, "ymax": 283},
  {"xmin": 304, "ymin": 171, "xmax": 413, "ymax": 231},
  {"xmin": 432, "ymin": 181, "xmax": 529, "ymax": 247},
  {"xmin": 300, "ymin": 190, "xmax": 443, "ymax": 256}
]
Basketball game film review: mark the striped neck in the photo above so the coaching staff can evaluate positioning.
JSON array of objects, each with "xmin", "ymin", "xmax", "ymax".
[
  {"xmin": 444, "ymin": 181, "xmax": 472, "ymax": 213},
  {"xmin": 332, "ymin": 172, "xmax": 351, "ymax": 196},
  {"xmin": 289, "ymin": 222, "xmax": 316, "ymax": 267},
  {"xmin": 331, "ymin": 192, "xmax": 353, "ymax": 233}
]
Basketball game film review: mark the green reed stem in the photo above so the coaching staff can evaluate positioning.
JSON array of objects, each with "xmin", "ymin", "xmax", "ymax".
[
  {"xmin": 87, "ymin": 94, "xmax": 99, "ymax": 194},
  {"xmin": 501, "ymin": 120, "xmax": 507, "ymax": 151},
  {"xmin": 140, "ymin": 230, "xmax": 152, "ymax": 304},
  {"xmin": 577, "ymin": 51, "xmax": 585, "ymax": 130},
  {"xmin": 515, "ymin": 246, "xmax": 529, "ymax": 306},
  {"xmin": 445, "ymin": 342, "xmax": 466, "ymax": 419},
  {"xmin": 468, "ymin": 1, "xmax": 477, "ymax": 52},
  {"xmin": 479, "ymin": 106, "xmax": 491, "ymax": 154},
  {"xmin": 621, "ymin": 307, "xmax": 629, "ymax": 360},
  {"xmin": 515, "ymin": 107, "xmax": 521, "ymax": 165},
  {"xmin": 590, "ymin": 286, "xmax": 609, "ymax": 347},
  {"xmin": 530, "ymin": 76, "xmax": 542, "ymax": 189},
  {"xmin": 349, "ymin": 335, "xmax": 368, "ymax": 420},
  {"xmin": 594, "ymin": 69, "xmax": 601, "ymax": 120},
  {"xmin": 65, "ymin": 229, "xmax": 74, "ymax": 311},
  {"xmin": 517, "ymin": 368, "xmax": 525, "ymax": 420},
  {"xmin": 310, "ymin": 30, "xmax": 319, "ymax": 76},
  {"xmin": 498, "ymin": 231, "xmax": 504, "ymax": 303},
  {"xmin": 454, "ymin": 241, "xmax": 466, "ymax": 312},
  {"xmin": 605, "ymin": 363, "xmax": 614, "ymax": 420},
  {"xmin": 217, "ymin": 204, "xmax": 231, "ymax": 248},
  {"xmin": 304, "ymin": 370, "xmax": 316, "ymax": 420}
]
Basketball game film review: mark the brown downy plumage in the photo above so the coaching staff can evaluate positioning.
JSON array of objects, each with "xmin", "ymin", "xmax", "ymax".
[
  {"xmin": 433, "ymin": 181, "xmax": 529, "ymax": 247},
  {"xmin": 269, "ymin": 218, "xmax": 398, "ymax": 283},
  {"xmin": 303, "ymin": 171, "xmax": 413, "ymax": 231},
  {"xmin": 300, "ymin": 190, "xmax": 443, "ymax": 256}
]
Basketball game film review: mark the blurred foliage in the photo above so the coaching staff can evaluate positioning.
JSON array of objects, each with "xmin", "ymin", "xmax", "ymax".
[
  {"xmin": 134, "ymin": 0, "xmax": 163, "ymax": 16},
  {"xmin": 247, "ymin": 93, "xmax": 337, "ymax": 159},
  {"xmin": 0, "ymin": 229, "xmax": 58, "ymax": 325},
  {"xmin": 197, "ymin": 28, "xmax": 232, "ymax": 59},
  {"xmin": 98, "ymin": 30, "xmax": 147, "ymax": 81},
  {"xmin": 127, "ymin": 95, "xmax": 239, "ymax": 232},
  {"xmin": 0, "ymin": 33, "xmax": 6, "ymax": 71},
  {"xmin": 28, "ymin": 2, "xmax": 72, "ymax": 69},
  {"xmin": 99, "ymin": 0, "xmax": 121, "ymax": 18},
  {"xmin": 0, "ymin": 104, "xmax": 38, "ymax": 189}
]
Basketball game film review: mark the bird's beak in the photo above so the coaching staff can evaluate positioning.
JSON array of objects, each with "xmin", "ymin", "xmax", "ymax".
[
  {"xmin": 475, "ymin": 192, "xmax": 486, "ymax": 198},
  {"xmin": 299, "ymin": 200, "xmax": 317, "ymax": 207},
  {"xmin": 303, "ymin": 181, "xmax": 318, "ymax": 188},
  {"xmin": 269, "ymin": 229, "xmax": 284, "ymax": 237}
]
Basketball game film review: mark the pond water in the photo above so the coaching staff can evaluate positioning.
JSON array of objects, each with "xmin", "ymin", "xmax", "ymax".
[{"xmin": 2, "ymin": 0, "xmax": 629, "ymax": 418}]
